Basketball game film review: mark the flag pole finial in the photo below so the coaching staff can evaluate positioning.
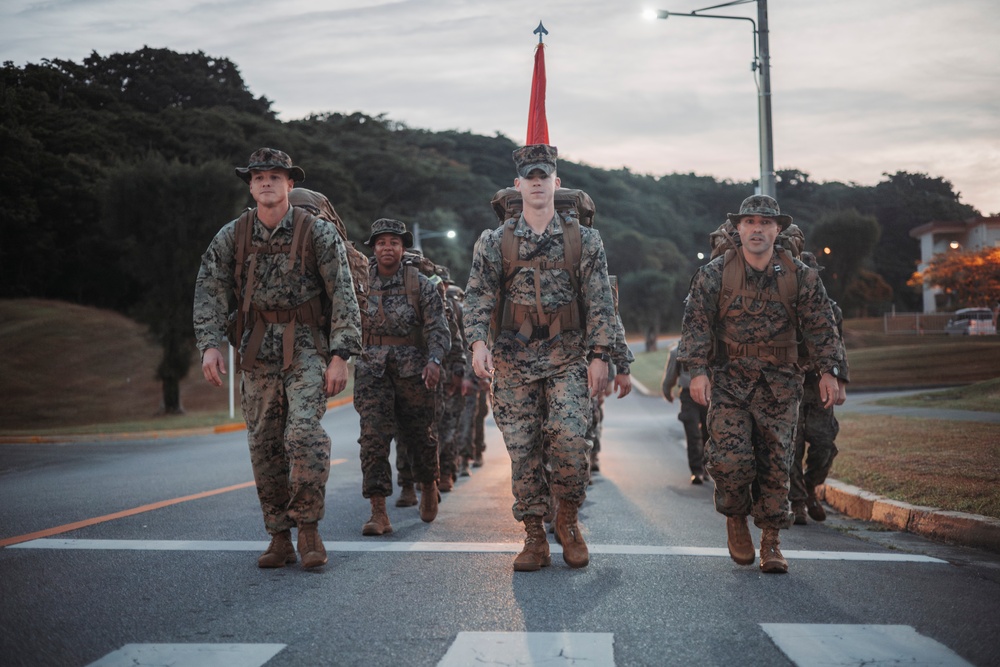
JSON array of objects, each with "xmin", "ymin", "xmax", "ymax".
[{"xmin": 534, "ymin": 21, "xmax": 548, "ymax": 44}]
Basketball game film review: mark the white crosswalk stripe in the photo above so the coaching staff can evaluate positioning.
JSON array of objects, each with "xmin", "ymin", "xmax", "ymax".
[
  {"xmin": 10, "ymin": 538, "xmax": 948, "ymax": 562},
  {"xmin": 86, "ymin": 643, "xmax": 285, "ymax": 667},
  {"xmin": 762, "ymin": 624, "xmax": 975, "ymax": 666}
]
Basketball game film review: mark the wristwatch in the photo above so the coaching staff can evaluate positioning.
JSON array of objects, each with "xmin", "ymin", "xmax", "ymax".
[
  {"xmin": 587, "ymin": 350, "xmax": 611, "ymax": 363},
  {"xmin": 331, "ymin": 349, "xmax": 351, "ymax": 361},
  {"xmin": 428, "ymin": 356, "xmax": 442, "ymax": 366}
]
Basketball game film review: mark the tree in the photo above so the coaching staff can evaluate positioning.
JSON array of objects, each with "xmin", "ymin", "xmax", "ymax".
[
  {"xmin": 908, "ymin": 247, "xmax": 1000, "ymax": 311},
  {"xmin": 101, "ymin": 154, "xmax": 246, "ymax": 413},
  {"xmin": 808, "ymin": 210, "xmax": 881, "ymax": 303},
  {"xmin": 842, "ymin": 269, "xmax": 893, "ymax": 318}
]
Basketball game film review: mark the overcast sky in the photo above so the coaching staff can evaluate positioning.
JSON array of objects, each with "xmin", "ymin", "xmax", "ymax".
[{"xmin": 3, "ymin": 0, "xmax": 998, "ymax": 215}]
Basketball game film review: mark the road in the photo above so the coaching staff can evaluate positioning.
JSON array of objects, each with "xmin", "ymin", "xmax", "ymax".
[{"xmin": 1, "ymin": 392, "xmax": 998, "ymax": 666}]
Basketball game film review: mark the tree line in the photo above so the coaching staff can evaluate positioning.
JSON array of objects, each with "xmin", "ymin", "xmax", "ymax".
[{"xmin": 0, "ymin": 48, "xmax": 981, "ymax": 411}]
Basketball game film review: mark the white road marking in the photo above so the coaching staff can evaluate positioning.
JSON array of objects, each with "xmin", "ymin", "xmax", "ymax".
[
  {"xmin": 761, "ymin": 624, "xmax": 975, "ymax": 667},
  {"xmin": 9, "ymin": 538, "xmax": 947, "ymax": 562},
  {"xmin": 86, "ymin": 643, "xmax": 284, "ymax": 667},
  {"xmin": 438, "ymin": 632, "xmax": 615, "ymax": 667}
]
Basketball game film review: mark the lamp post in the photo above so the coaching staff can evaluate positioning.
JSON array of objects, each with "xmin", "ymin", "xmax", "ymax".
[
  {"xmin": 411, "ymin": 222, "xmax": 456, "ymax": 253},
  {"xmin": 647, "ymin": 0, "xmax": 776, "ymax": 197}
]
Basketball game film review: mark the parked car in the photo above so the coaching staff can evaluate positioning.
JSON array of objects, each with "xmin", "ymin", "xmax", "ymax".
[{"xmin": 944, "ymin": 307, "xmax": 997, "ymax": 336}]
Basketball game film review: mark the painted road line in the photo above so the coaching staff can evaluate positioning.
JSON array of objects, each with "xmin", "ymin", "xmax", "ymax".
[
  {"xmin": 87, "ymin": 643, "xmax": 285, "ymax": 667},
  {"xmin": 0, "ymin": 459, "xmax": 348, "ymax": 549},
  {"xmin": 438, "ymin": 632, "xmax": 615, "ymax": 667},
  {"xmin": 8, "ymin": 539, "xmax": 947, "ymax": 562},
  {"xmin": 761, "ymin": 624, "xmax": 974, "ymax": 667}
]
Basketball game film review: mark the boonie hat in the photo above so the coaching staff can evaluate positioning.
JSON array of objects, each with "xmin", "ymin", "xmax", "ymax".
[
  {"xmin": 513, "ymin": 144, "xmax": 558, "ymax": 178},
  {"xmin": 727, "ymin": 195, "xmax": 793, "ymax": 231},
  {"xmin": 235, "ymin": 148, "xmax": 305, "ymax": 184},
  {"xmin": 365, "ymin": 218, "xmax": 414, "ymax": 248}
]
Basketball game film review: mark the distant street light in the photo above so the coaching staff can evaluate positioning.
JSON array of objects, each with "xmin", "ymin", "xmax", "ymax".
[
  {"xmin": 411, "ymin": 221, "xmax": 456, "ymax": 253},
  {"xmin": 646, "ymin": 0, "xmax": 776, "ymax": 197}
]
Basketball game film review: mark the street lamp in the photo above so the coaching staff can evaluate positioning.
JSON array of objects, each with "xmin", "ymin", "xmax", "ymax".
[
  {"xmin": 411, "ymin": 221, "xmax": 456, "ymax": 253},
  {"xmin": 646, "ymin": 0, "xmax": 776, "ymax": 197}
]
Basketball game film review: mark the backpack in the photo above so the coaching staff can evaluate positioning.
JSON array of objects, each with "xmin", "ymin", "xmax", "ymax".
[
  {"xmin": 488, "ymin": 187, "xmax": 598, "ymax": 345},
  {"xmin": 361, "ymin": 251, "xmax": 424, "ymax": 347},
  {"xmin": 229, "ymin": 206, "xmax": 329, "ymax": 371},
  {"xmin": 287, "ymin": 187, "xmax": 369, "ymax": 316},
  {"xmin": 706, "ymin": 220, "xmax": 801, "ymax": 365}
]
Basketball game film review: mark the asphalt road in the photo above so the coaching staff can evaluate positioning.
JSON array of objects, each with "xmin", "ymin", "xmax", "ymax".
[{"xmin": 1, "ymin": 392, "xmax": 998, "ymax": 666}]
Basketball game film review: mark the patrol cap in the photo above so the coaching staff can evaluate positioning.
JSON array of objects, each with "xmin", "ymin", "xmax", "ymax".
[
  {"xmin": 365, "ymin": 218, "xmax": 413, "ymax": 248},
  {"xmin": 235, "ymin": 147, "xmax": 305, "ymax": 184},
  {"xmin": 513, "ymin": 144, "xmax": 558, "ymax": 178},
  {"xmin": 727, "ymin": 195, "xmax": 793, "ymax": 231}
]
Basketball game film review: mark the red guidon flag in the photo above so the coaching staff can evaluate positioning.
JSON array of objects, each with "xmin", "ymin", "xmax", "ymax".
[{"xmin": 526, "ymin": 29, "xmax": 549, "ymax": 145}]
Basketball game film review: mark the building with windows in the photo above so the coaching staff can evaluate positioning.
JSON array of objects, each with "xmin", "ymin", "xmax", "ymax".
[{"xmin": 909, "ymin": 216, "xmax": 1000, "ymax": 313}]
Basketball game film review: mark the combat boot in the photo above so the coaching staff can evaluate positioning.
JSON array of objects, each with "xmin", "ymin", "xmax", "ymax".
[
  {"xmin": 805, "ymin": 487, "xmax": 827, "ymax": 522},
  {"xmin": 513, "ymin": 515, "xmax": 551, "ymax": 572},
  {"xmin": 473, "ymin": 452, "xmax": 484, "ymax": 468},
  {"xmin": 459, "ymin": 458, "xmax": 471, "ymax": 477},
  {"xmin": 725, "ymin": 515, "xmax": 755, "ymax": 565},
  {"xmin": 791, "ymin": 501, "xmax": 808, "ymax": 525},
  {"xmin": 362, "ymin": 496, "xmax": 393, "ymax": 536},
  {"xmin": 257, "ymin": 530, "xmax": 296, "ymax": 568},
  {"xmin": 554, "ymin": 499, "xmax": 589, "ymax": 568},
  {"xmin": 420, "ymin": 481, "xmax": 439, "ymax": 523},
  {"xmin": 395, "ymin": 483, "xmax": 417, "ymax": 508},
  {"xmin": 297, "ymin": 523, "xmax": 327, "ymax": 568},
  {"xmin": 759, "ymin": 527, "xmax": 788, "ymax": 573},
  {"xmin": 590, "ymin": 449, "xmax": 600, "ymax": 473},
  {"xmin": 439, "ymin": 472, "xmax": 454, "ymax": 493}
]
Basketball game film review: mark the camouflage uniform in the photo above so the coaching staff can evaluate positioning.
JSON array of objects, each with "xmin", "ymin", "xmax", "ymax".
[
  {"xmin": 193, "ymin": 173, "xmax": 362, "ymax": 536},
  {"xmin": 678, "ymin": 208, "xmax": 844, "ymax": 530},
  {"xmin": 437, "ymin": 278, "xmax": 471, "ymax": 484},
  {"xmin": 663, "ymin": 345, "xmax": 709, "ymax": 480},
  {"xmin": 790, "ymin": 267, "xmax": 849, "ymax": 511},
  {"xmin": 355, "ymin": 235, "xmax": 451, "ymax": 499},
  {"xmin": 464, "ymin": 156, "xmax": 617, "ymax": 521}
]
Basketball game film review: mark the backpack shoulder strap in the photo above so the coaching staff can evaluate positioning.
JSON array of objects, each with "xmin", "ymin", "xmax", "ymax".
[
  {"xmin": 500, "ymin": 218, "xmax": 519, "ymax": 278},
  {"xmin": 562, "ymin": 216, "xmax": 582, "ymax": 288},
  {"xmin": 775, "ymin": 249, "xmax": 799, "ymax": 326},
  {"xmin": 289, "ymin": 206, "xmax": 321, "ymax": 274},
  {"xmin": 404, "ymin": 264, "xmax": 422, "ymax": 318},
  {"xmin": 233, "ymin": 208, "xmax": 254, "ymax": 295},
  {"xmin": 718, "ymin": 249, "xmax": 743, "ymax": 318}
]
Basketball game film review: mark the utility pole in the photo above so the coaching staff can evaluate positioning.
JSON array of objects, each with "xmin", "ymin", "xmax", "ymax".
[{"xmin": 756, "ymin": 0, "xmax": 776, "ymax": 197}]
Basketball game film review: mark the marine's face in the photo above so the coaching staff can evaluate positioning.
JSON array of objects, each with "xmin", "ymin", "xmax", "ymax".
[
  {"xmin": 248, "ymin": 169, "xmax": 294, "ymax": 207},
  {"xmin": 737, "ymin": 214, "xmax": 779, "ymax": 259},
  {"xmin": 373, "ymin": 234, "xmax": 405, "ymax": 274},
  {"xmin": 514, "ymin": 169, "xmax": 561, "ymax": 209}
]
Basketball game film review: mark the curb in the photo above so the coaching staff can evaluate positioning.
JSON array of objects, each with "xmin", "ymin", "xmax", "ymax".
[{"xmin": 819, "ymin": 479, "xmax": 1000, "ymax": 554}]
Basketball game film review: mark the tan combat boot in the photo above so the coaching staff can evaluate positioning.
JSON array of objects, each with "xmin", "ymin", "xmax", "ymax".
[
  {"xmin": 791, "ymin": 501, "xmax": 808, "ymax": 525},
  {"xmin": 297, "ymin": 523, "xmax": 328, "ymax": 568},
  {"xmin": 554, "ymin": 499, "xmax": 589, "ymax": 568},
  {"xmin": 805, "ymin": 487, "xmax": 827, "ymax": 522},
  {"xmin": 363, "ymin": 496, "xmax": 393, "ymax": 536},
  {"xmin": 439, "ymin": 472, "xmax": 454, "ymax": 493},
  {"xmin": 395, "ymin": 483, "xmax": 417, "ymax": 508},
  {"xmin": 513, "ymin": 515, "xmax": 551, "ymax": 572},
  {"xmin": 759, "ymin": 527, "xmax": 789, "ymax": 573},
  {"xmin": 257, "ymin": 530, "xmax": 296, "ymax": 568},
  {"xmin": 726, "ymin": 515, "xmax": 756, "ymax": 565},
  {"xmin": 420, "ymin": 480, "xmax": 439, "ymax": 523}
]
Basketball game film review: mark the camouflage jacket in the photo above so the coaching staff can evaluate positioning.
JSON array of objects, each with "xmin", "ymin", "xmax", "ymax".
[
  {"xmin": 464, "ymin": 214, "xmax": 617, "ymax": 354},
  {"xmin": 610, "ymin": 311, "xmax": 634, "ymax": 375},
  {"xmin": 677, "ymin": 253, "xmax": 844, "ymax": 401},
  {"xmin": 356, "ymin": 264, "xmax": 451, "ymax": 379},
  {"xmin": 441, "ymin": 296, "xmax": 468, "ymax": 384},
  {"xmin": 193, "ymin": 206, "xmax": 362, "ymax": 363}
]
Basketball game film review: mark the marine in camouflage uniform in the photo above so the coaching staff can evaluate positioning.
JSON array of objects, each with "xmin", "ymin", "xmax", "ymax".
[
  {"xmin": 354, "ymin": 219, "xmax": 451, "ymax": 535},
  {"xmin": 435, "ymin": 268, "xmax": 474, "ymax": 490},
  {"xmin": 678, "ymin": 195, "xmax": 845, "ymax": 574},
  {"xmin": 662, "ymin": 344, "xmax": 709, "ymax": 484},
  {"xmin": 194, "ymin": 148, "xmax": 362, "ymax": 570},
  {"xmin": 790, "ymin": 252, "xmax": 850, "ymax": 525},
  {"xmin": 464, "ymin": 144, "xmax": 617, "ymax": 571}
]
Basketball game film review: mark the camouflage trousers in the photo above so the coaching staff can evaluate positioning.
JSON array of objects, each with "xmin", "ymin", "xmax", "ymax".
[
  {"xmin": 437, "ymin": 387, "xmax": 466, "ymax": 480},
  {"xmin": 492, "ymin": 362, "xmax": 592, "ymax": 522},
  {"xmin": 587, "ymin": 396, "xmax": 605, "ymax": 453},
  {"xmin": 678, "ymin": 388, "xmax": 709, "ymax": 476},
  {"xmin": 456, "ymin": 388, "xmax": 489, "ymax": 461},
  {"xmin": 356, "ymin": 367, "xmax": 438, "ymax": 498},
  {"xmin": 241, "ymin": 355, "xmax": 331, "ymax": 535},
  {"xmin": 789, "ymin": 379, "xmax": 840, "ymax": 503},
  {"xmin": 705, "ymin": 378, "xmax": 801, "ymax": 529}
]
